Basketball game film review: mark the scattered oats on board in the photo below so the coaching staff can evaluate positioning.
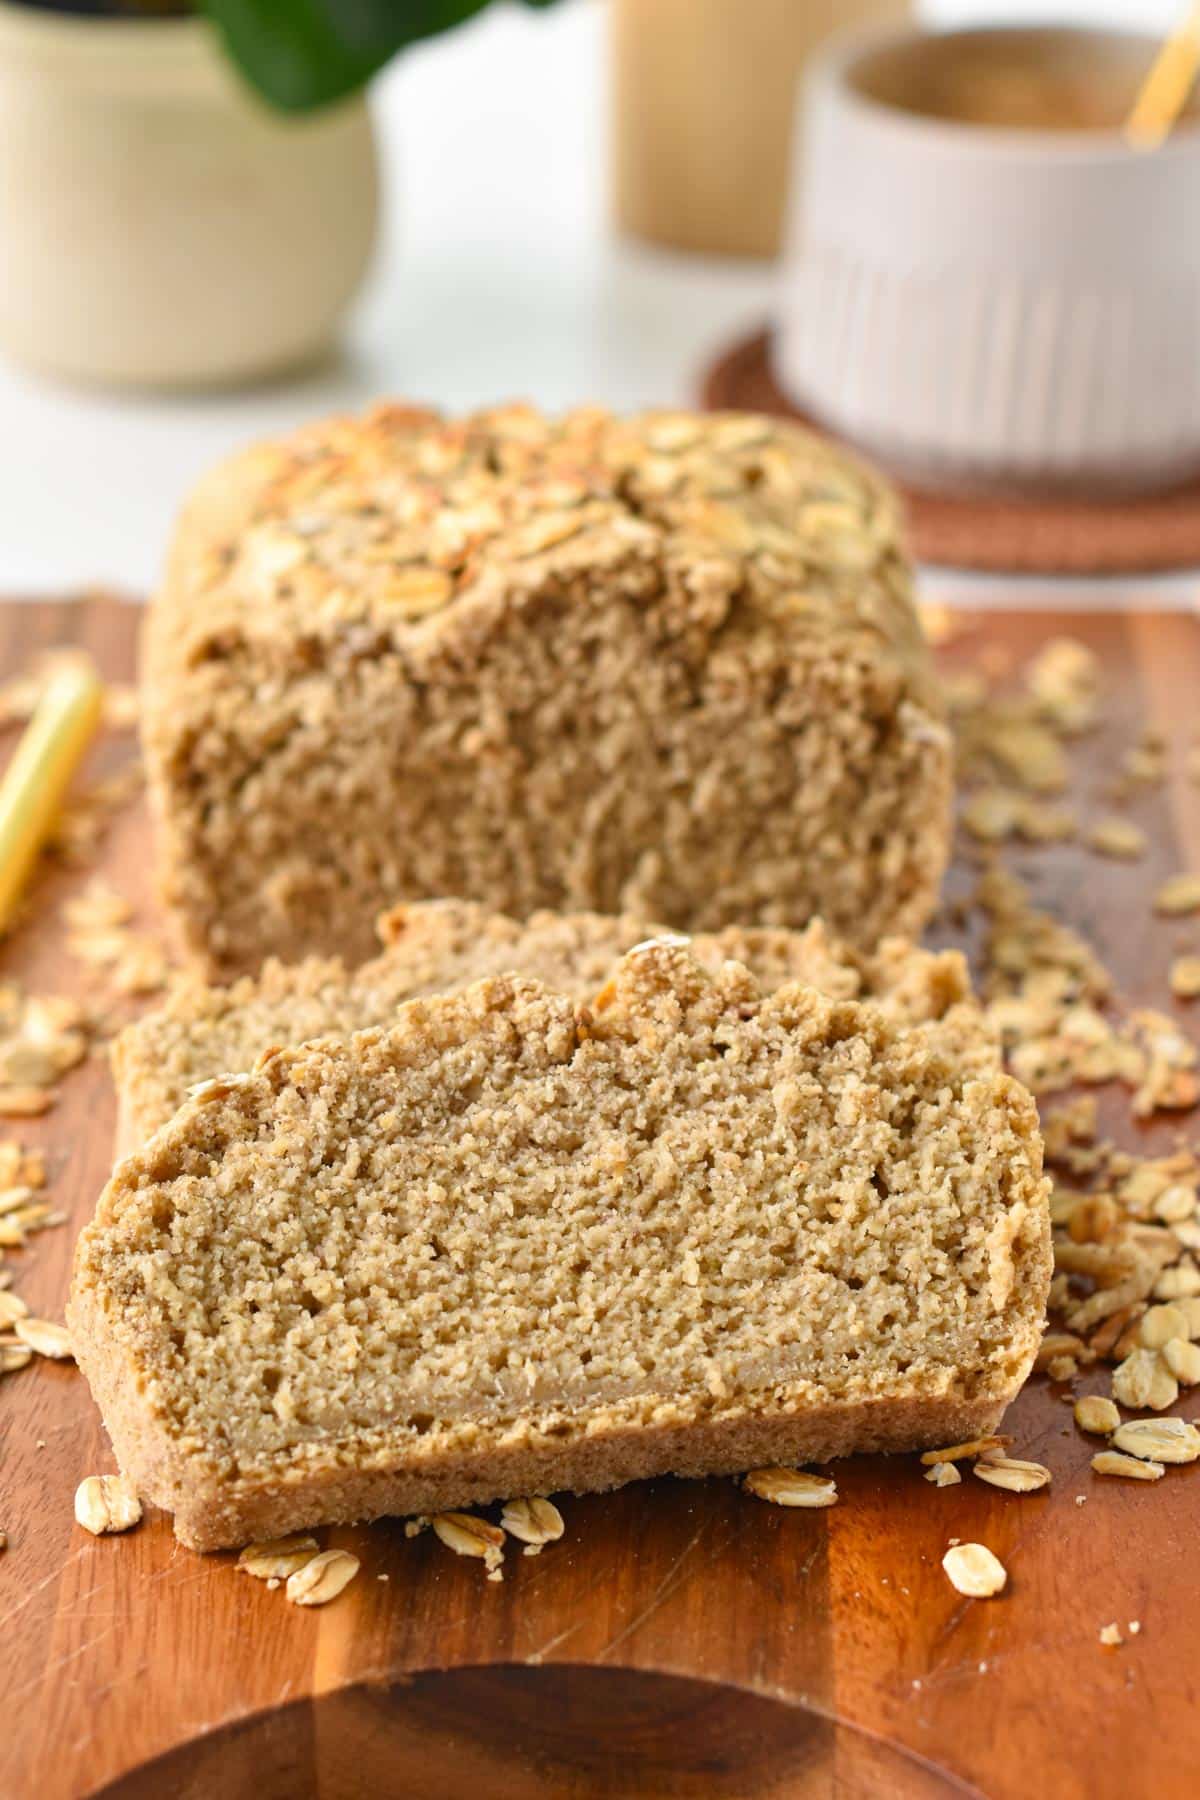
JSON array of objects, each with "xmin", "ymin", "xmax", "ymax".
[
  {"xmin": 1036, "ymin": 1330, "xmax": 1090, "ymax": 1371},
  {"xmin": 1074, "ymin": 1395, "xmax": 1120, "ymax": 1436},
  {"xmin": 1099, "ymin": 1623, "xmax": 1123, "ymax": 1647},
  {"xmin": 64, "ymin": 879, "xmax": 172, "ymax": 1000},
  {"xmin": 1139, "ymin": 1303, "xmax": 1187, "ymax": 1349},
  {"xmin": 0, "ymin": 993, "xmax": 88, "ymax": 1091},
  {"xmin": 1155, "ymin": 874, "xmax": 1200, "ymax": 917},
  {"xmin": 237, "ymin": 1535, "xmax": 320, "ymax": 1580},
  {"xmin": 988, "ymin": 721, "xmax": 1068, "ymax": 794},
  {"xmin": 1085, "ymin": 818, "xmax": 1146, "ymax": 861},
  {"xmin": 0, "ymin": 1141, "xmax": 45, "ymax": 1190},
  {"xmin": 1041, "ymin": 1095, "xmax": 1099, "ymax": 1160},
  {"xmin": 500, "ymin": 1497, "xmax": 564, "ymax": 1552},
  {"xmin": 50, "ymin": 762, "xmax": 144, "ymax": 865},
  {"xmin": 1016, "ymin": 800, "xmax": 1076, "ymax": 845},
  {"xmin": 432, "ymin": 1512, "xmax": 506, "ymax": 1576},
  {"xmin": 13, "ymin": 1317, "xmax": 72, "ymax": 1360},
  {"xmin": 960, "ymin": 790, "xmax": 1078, "ymax": 847},
  {"xmin": 972, "ymin": 1454, "xmax": 1051, "ymax": 1494},
  {"xmin": 1163, "ymin": 1336, "xmax": 1200, "ymax": 1383},
  {"xmin": 942, "ymin": 1544, "xmax": 1007, "ymax": 1599},
  {"xmin": 1109, "ymin": 1313, "xmax": 1152, "ymax": 1363},
  {"xmin": 1152, "ymin": 1184, "xmax": 1197, "ymax": 1224},
  {"xmin": 1026, "ymin": 637, "xmax": 1102, "ymax": 734},
  {"xmin": 1111, "ymin": 1417, "xmax": 1200, "ymax": 1464},
  {"xmin": 0, "ymin": 1087, "xmax": 53, "ymax": 1118},
  {"xmin": 1170, "ymin": 956, "xmax": 1200, "ymax": 1000},
  {"xmin": 1091, "ymin": 1451, "xmax": 1164, "ymax": 1482},
  {"xmin": 63, "ymin": 879, "xmax": 132, "ymax": 933},
  {"xmin": 0, "ymin": 1290, "xmax": 29, "ymax": 1328},
  {"xmin": 962, "ymin": 789, "xmax": 1022, "ymax": 843},
  {"xmin": 75, "ymin": 1474, "xmax": 142, "ymax": 1535},
  {"xmin": 925, "ymin": 1461, "xmax": 962, "ymax": 1487},
  {"xmin": 286, "ymin": 1548, "xmax": 360, "ymax": 1607},
  {"xmin": 1112, "ymin": 1347, "xmax": 1178, "ymax": 1412},
  {"xmin": 919, "ymin": 1435, "xmax": 1009, "ymax": 1465},
  {"xmin": 1155, "ymin": 1263, "xmax": 1200, "ymax": 1300},
  {"xmin": 0, "ymin": 1188, "xmax": 32, "ymax": 1224},
  {"xmin": 110, "ymin": 938, "xmax": 171, "ymax": 998},
  {"xmin": 1120, "ymin": 737, "xmax": 1167, "ymax": 790},
  {"xmin": 743, "ymin": 1467, "xmax": 837, "ymax": 1508},
  {"xmin": 952, "ymin": 644, "xmax": 1200, "ymax": 1431}
]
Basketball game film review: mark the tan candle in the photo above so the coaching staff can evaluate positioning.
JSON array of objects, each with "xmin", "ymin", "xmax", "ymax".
[{"xmin": 612, "ymin": 0, "xmax": 911, "ymax": 258}]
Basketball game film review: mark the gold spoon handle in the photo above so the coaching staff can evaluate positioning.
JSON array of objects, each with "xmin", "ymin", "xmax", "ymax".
[
  {"xmin": 0, "ymin": 655, "xmax": 102, "ymax": 936},
  {"xmin": 1126, "ymin": 1, "xmax": 1200, "ymax": 148}
]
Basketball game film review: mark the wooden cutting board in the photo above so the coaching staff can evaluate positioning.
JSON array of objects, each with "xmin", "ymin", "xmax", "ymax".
[{"xmin": 1, "ymin": 596, "xmax": 1197, "ymax": 1800}]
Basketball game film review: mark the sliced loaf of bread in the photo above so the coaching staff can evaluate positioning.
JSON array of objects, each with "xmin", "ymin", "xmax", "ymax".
[
  {"xmin": 113, "ymin": 898, "xmax": 991, "ymax": 1146},
  {"xmin": 145, "ymin": 406, "xmax": 951, "ymax": 974},
  {"xmin": 73, "ymin": 943, "xmax": 1048, "ymax": 1551}
]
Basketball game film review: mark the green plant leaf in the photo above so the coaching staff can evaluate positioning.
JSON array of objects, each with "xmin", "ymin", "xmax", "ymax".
[{"xmin": 201, "ymin": 0, "xmax": 559, "ymax": 114}]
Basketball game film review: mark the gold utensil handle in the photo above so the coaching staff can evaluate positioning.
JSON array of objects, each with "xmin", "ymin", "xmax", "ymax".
[
  {"xmin": 0, "ymin": 655, "xmax": 103, "ymax": 935},
  {"xmin": 1126, "ymin": 2, "xmax": 1200, "ymax": 148}
]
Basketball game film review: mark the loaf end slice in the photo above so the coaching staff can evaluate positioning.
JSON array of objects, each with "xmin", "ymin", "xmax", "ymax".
[
  {"xmin": 73, "ymin": 944, "xmax": 1048, "ymax": 1551},
  {"xmin": 112, "ymin": 898, "xmax": 992, "ymax": 1147},
  {"xmin": 144, "ymin": 404, "xmax": 952, "ymax": 974}
]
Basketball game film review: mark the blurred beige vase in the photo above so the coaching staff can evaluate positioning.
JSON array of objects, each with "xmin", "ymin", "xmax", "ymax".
[
  {"xmin": 0, "ymin": 3, "xmax": 378, "ymax": 388},
  {"xmin": 777, "ymin": 26, "xmax": 1200, "ymax": 494},
  {"xmin": 612, "ymin": 0, "xmax": 909, "ymax": 258}
]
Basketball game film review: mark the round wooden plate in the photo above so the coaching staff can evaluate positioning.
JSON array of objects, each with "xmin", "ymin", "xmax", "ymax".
[{"xmin": 701, "ymin": 330, "xmax": 1200, "ymax": 576}]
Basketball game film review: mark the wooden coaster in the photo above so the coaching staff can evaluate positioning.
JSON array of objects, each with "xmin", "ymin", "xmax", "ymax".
[{"xmin": 701, "ymin": 329, "xmax": 1200, "ymax": 575}]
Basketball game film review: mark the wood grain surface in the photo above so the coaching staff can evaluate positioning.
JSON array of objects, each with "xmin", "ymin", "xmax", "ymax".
[{"xmin": 0, "ymin": 596, "xmax": 1197, "ymax": 1800}]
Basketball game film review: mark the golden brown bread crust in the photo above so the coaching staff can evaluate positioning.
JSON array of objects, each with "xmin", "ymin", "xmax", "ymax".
[
  {"xmin": 74, "ymin": 946, "xmax": 1048, "ymax": 1552},
  {"xmin": 65, "ymin": 1291, "xmax": 1011, "ymax": 1553},
  {"xmin": 143, "ymin": 404, "xmax": 952, "ymax": 974},
  {"xmin": 111, "ymin": 898, "xmax": 991, "ymax": 1145}
]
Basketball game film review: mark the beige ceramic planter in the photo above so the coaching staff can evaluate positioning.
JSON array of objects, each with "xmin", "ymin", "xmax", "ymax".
[
  {"xmin": 777, "ymin": 26, "xmax": 1200, "ymax": 495},
  {"xmin": 0, "ymin": 4, "xmax": 378, "ymax": 389}
]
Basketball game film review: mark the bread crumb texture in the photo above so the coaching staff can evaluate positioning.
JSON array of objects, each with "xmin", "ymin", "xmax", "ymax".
[
  {"xmin": 113, "ymin": 899, "xmax": 990, "ymax": 1144},
  {"xmin": 72, "ymin": 945, "xmax": 1048, "ymax": 1550},
  {"xmin": 143, "ymin": 404, "xmax": 952, "ymax": 973}
]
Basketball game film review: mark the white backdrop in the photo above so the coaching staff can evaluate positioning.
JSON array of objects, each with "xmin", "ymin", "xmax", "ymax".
[{"xmin": 0, "ymin": 0, "xmax": 1185, "ymax": 596}]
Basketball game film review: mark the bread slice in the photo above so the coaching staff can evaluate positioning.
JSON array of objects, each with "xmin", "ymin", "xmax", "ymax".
[
  {"xmin": 73, "ymin": 943, "xmax": 1049, "ymax": 1552},
  {"xmin": 113, "ymin": 898, "xmax": 991, "ymax": 1148}
]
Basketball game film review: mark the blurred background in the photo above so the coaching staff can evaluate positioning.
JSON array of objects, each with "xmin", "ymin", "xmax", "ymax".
[{"xmin": 0, "ymin": 0, "xmax": 1186, "ymax": 595}]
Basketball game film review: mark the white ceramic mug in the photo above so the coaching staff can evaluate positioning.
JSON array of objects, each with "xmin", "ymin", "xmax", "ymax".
[
  {"xmin": 776, "ymin": 26, "xmax": 1200, "ymax": 495},
  {"xmin": 0, "ymin": 4, "xmax": 378, "ymax": 389}
]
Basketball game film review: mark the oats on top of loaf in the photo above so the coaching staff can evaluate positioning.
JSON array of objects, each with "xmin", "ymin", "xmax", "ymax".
[
  {"xmin": 175, "ymin": 404, "xmax": 918, "ymax": 646},
  {"xmin": 145, "ymin": 405, "xmax": 952, "ymax": 973}
]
